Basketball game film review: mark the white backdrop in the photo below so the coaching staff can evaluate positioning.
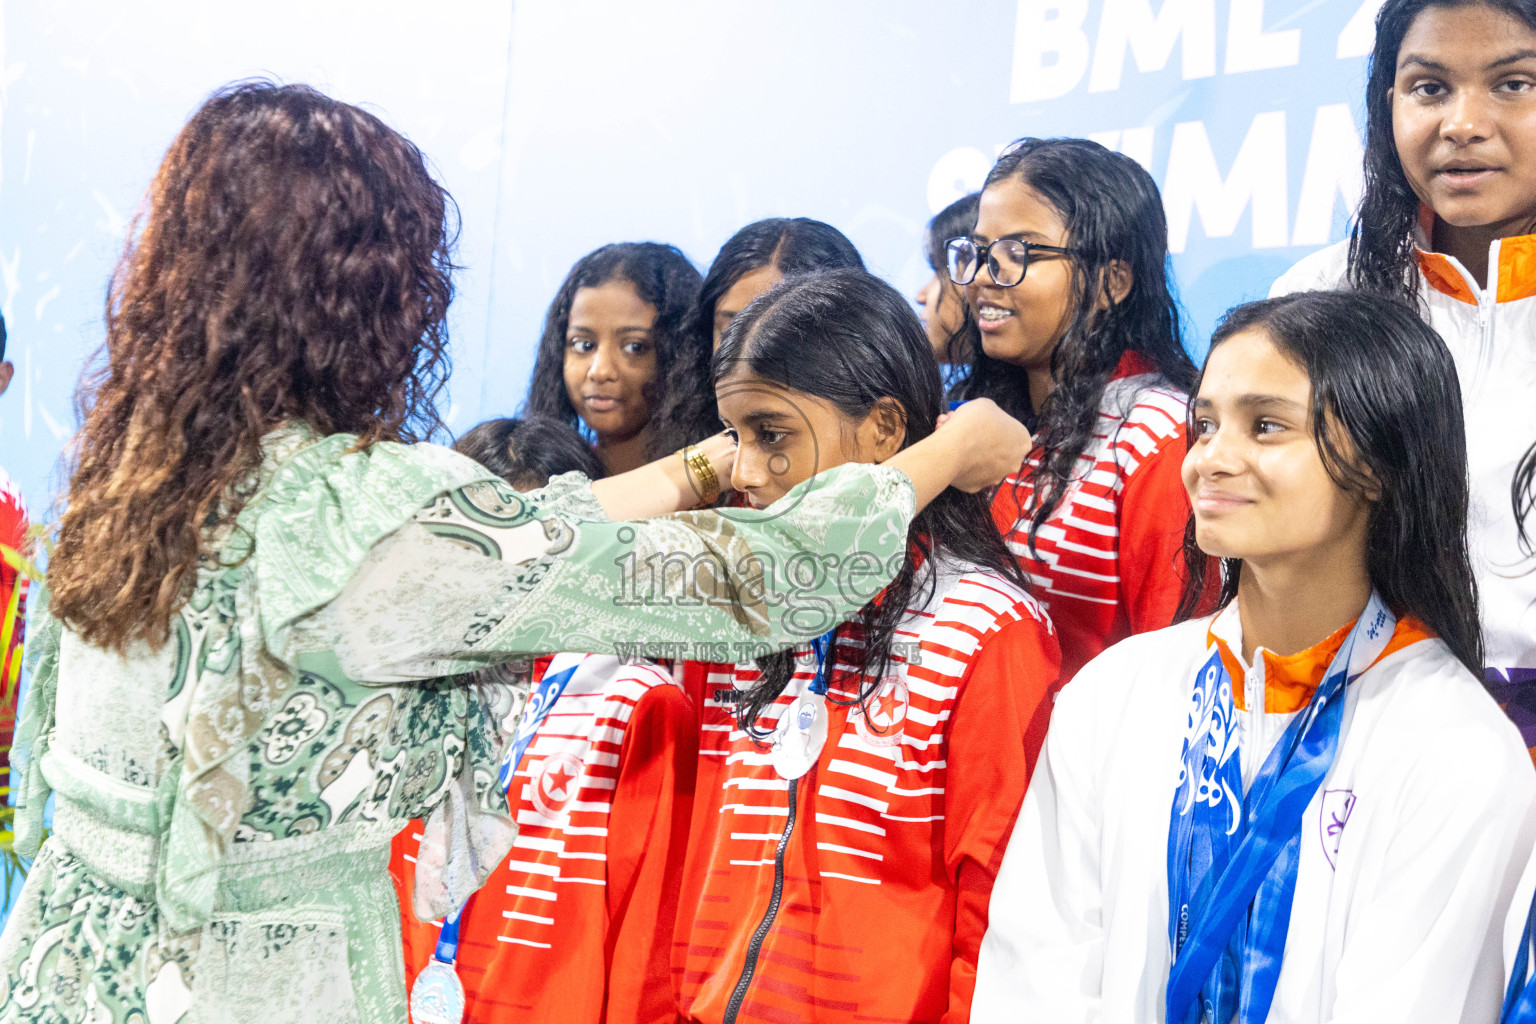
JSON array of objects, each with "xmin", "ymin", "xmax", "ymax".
[{"xmin": 0, "ymin": 0, "xmax": 1380, "ymax": 514}]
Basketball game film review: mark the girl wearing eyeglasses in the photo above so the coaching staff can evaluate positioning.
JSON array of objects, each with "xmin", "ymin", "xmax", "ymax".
[{"xmin": 950, "ymin": 137, "xmax": 1206, "ymax": 681}]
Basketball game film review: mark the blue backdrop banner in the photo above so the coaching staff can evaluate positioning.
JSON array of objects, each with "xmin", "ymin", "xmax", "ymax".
[{"xmin": 0, "ymin": 0, "xmax": 1380, "ymax": 518}]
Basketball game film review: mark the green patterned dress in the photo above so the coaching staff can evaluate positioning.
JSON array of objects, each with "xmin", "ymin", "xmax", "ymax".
[{"xmin": 0, "ymin": 424, "xmax": 915, "ymax": 1024}]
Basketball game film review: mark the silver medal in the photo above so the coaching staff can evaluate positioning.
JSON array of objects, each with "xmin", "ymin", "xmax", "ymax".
[
  {"xmin": 410, "ymin": 958, "xmax": 467, "ymax": 1024},
  {"xmin": 769, "ymin": 692, "xmax": 828, "ymax": 780}
]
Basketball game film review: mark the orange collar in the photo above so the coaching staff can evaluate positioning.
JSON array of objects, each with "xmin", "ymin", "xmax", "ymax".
[
  {"xmin": 1206, "ymin": 605, "xmax": 1433, "ymax": 714},
  {"xmin": 1415, "ymin": 205, "xmax": 1536, "ymax": 304}
]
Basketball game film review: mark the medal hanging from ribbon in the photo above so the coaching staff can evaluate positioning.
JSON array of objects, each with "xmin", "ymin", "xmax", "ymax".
[
  {"xmin": 409, "ymin": 661, "xmax": 580, "ymax": 1024},
  {"xmin": 769, "ymin": 628, "xmax": 837, "ymax": 780},
  {"xmin": 1502, "ymin": 888, "xmax": 1536, "ymax": 1023},
  {"xmin": 1165, "ymin": 593, "xmax": 1395, "ymax": 1024}
]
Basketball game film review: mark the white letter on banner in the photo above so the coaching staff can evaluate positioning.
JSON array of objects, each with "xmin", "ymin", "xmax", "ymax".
[
  {"xmin": 1225, "ymin": 0, "xmax": 1301, "ymax": 73},
  {"xmin": 927, "ymin": 147, "xmax": 994, "ymax": 214},
  {"xmin": 1088, "ymin": 0, "xmax": 1217, "ymax": 94},
  {"xmin": 1163, "ymin": 112, "xmax": 1288, "ymax": 253},
  {"xmin": 1010, "ymin": 0, "xmax": 1091, "ymax": 103},
  {"xmin": 1292, "ymin": 104, "xmax": 1364, "ymax": 245},
  {"xmin": 1337, "ymin": 0, "xmax": 1385, "ymax": 59}
]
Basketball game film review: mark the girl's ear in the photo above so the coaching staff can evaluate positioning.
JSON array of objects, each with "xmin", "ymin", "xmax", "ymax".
[
  {"xmin": 1361, "ymin": 465, "xmax": 1385, "ymax": 503},
  {"xmin": 860, "ymin": 397, "xmax": 909, "ymax": 463},
  {"xmin": 1094, "ymin": 260, "xmax": 1134, "ymax": 311}
]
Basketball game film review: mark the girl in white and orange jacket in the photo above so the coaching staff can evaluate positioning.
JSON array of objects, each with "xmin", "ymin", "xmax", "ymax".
[
  {"xmin": 1270, "ymin": 0, "xmax": 1536, "ymax": 752},
  {"xmin": 974, "ymin": 291, "xmax": 1536, "ymax": 1024}
]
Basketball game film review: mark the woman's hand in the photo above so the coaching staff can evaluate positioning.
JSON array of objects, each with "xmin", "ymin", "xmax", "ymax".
[
  {"xmin": 590, "ymin": 432, "xmax": 737, "ymax": 520},
  {"xmin": 935, "ymin": 399, "xmax": 1032, "ymax": 492},
  {"xmin": 886, "ymin": 399, "xmax": 1031, "ymax": 509},
  {"xmin": 696, "ymin": 431, "xmax": 738, "ymax": 498}
]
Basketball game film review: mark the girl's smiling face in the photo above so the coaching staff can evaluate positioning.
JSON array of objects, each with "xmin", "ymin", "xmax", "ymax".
[
  {"xmin": 1182, "ymin": 328, "xmax": 1373, "ymax": 570},
  {"xmin": 1393, "ymin": 4, "xmax": 1536, "ymax": 237},
  {"xmin": 965, "ymin": 177, "xmax": 1078, "ymax": 373}
]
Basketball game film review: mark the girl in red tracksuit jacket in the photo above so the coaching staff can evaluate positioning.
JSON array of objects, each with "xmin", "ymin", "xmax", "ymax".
[
  {"xmin": 948, "ymin": 137, "xmax": 1208, "ymax": 682},
  {"xmin": 390, "ymin": 417, "xmax": 696, "ymax": 1024},
  {"xmin": 676, "ymin": 268, "xmax": 1062, "ymax": 1024}
]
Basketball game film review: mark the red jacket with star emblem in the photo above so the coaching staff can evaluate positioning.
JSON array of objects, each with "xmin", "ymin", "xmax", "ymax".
[
  {"xmin": 673, "ymin": 557, "xmax": 1061, "ymax": 1024},
  {"xmin": 390, "ymin": 653, "xmax": 697, "ymax": 1024}
]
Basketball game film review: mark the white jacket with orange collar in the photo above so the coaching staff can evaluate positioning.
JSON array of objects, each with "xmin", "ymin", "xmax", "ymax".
[{"xmin": 1271, "ymin": 237, "xmax": 1536, "ymax": 752}]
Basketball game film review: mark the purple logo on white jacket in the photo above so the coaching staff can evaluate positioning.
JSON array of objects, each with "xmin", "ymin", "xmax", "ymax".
[{"xmin": 1320, "ymin": 789, "xmax": 1357, "ymax": 869}]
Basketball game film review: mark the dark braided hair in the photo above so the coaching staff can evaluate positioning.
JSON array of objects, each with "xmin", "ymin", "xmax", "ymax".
[{"xmin": 954, "ymin": 138, "xmax": 1195, "ymax": 556}]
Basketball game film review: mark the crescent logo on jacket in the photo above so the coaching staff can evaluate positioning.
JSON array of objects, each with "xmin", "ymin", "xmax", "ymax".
[
  {"xmin": 674, "ymin": 558, "xmax": 1061, "ymax": 1024},
  {"xmin": 392, "ymin": 653, "xmax": 697, "ymax": 1024}
]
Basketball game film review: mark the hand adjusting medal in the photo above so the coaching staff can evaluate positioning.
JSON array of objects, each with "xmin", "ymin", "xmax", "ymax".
[
  {"xmin": 409, "ymin": 662, "xmax": 580, "ymax": 1024},
  {"xmin": 769, "ymin": 629, "xmax": 836, "ymax": 780}
]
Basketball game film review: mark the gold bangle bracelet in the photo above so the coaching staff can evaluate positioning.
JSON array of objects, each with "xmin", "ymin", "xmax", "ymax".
[{"xmin": 681, "ymin": 445, "xmax": 721, "ymax": 505}]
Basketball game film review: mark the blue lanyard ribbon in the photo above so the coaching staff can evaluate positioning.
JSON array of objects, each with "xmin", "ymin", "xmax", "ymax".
[
  {"xmin": 808, "ymin": 628, "xmax": 836, "ymax": 696},
  {"xmin": 431, "ymin": 661, "xmax": 579, "ymax": 966},
  {"xmin": 1503, "ymin": 889, "xmax": 1536, "ymax": 1022},
  {"xmin": 1165, "ymin": 594, "xmax": 1395, "ymax": 1024}
]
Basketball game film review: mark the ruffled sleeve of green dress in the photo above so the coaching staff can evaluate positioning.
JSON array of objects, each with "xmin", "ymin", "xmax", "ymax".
[{"xmin": 283, "ymin": 453, "xmax": 918, "ymax": 679}]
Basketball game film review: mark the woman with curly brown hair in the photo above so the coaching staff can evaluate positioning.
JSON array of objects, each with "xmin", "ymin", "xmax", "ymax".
[{"xmin": 0, "ymin": 81, "xmax": 1031, "ymax": 1024}]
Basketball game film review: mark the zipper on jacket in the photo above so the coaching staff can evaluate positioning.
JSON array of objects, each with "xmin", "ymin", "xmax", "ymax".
[
  {"xmin": 1479, "ymin": 237, "xmax": 1501, "ymax": 372},
  {"xmin": 723, "ymin": 777, "xmax": 800, "ymax": 1024}
]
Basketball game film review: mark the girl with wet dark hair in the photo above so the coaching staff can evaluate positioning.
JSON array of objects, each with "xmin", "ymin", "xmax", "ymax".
[
  {"xmin": 1272, "ymin": 0, "xmax": 1536, "ymax": 753},
  {"xmin": 452, "ymin": 416, "xmax": 604, "ymax": 492},
  {"xmin": 691, "ymin": 217, "xmax": 865, "ymax": 351},
  {"xmin": 915, "ymin": 192, "xmax": 982, "ymax": 371},
  {"xmin": 975, "ymin": 289, "xmax": 1535, "ymax": 1024},
  {"xmin": 521, "ymin": 242, "xmax": 704, "ymax": 476},
  {"xmin": 0, "ymin": 81, "xmax": 1034, "ymax": 1024},
  {"xmin": 675, "ymin": 268, "xmax": 1061, "ymax": 1024},
  {"xmin": 651, "ymin": 217, "xmax": 865, "ymax": 468},
  {"xmin": 951, "ymin": 137, "xmax": 1204, "ymax": 681}
]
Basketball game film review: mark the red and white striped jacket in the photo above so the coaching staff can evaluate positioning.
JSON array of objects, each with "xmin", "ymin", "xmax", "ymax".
[
  {"xmin": 391, "ymin": 654, "xmax": 697, "ymax": 1024},
  {"xmin": 673, "ymin": 558, "xmax": 1061, "ymax": 1024},
  {"xmin": 989, "ymin": 356, "xmax": 1196, "ymax": 682}
]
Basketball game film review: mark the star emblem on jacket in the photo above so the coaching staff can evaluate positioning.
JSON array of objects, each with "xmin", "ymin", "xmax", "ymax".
[
  {"xmin": 855, "ymin": 677, "xmax": 908, "ymax": 747},
  {"xmin": 532, "ymin": 750, "xmax": 585, "ymax": 818}
]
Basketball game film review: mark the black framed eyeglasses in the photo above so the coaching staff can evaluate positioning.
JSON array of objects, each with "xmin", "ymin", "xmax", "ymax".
[{"xmin": 945, "ymin": 236, "xmax": 1075, "ymax": 288}]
